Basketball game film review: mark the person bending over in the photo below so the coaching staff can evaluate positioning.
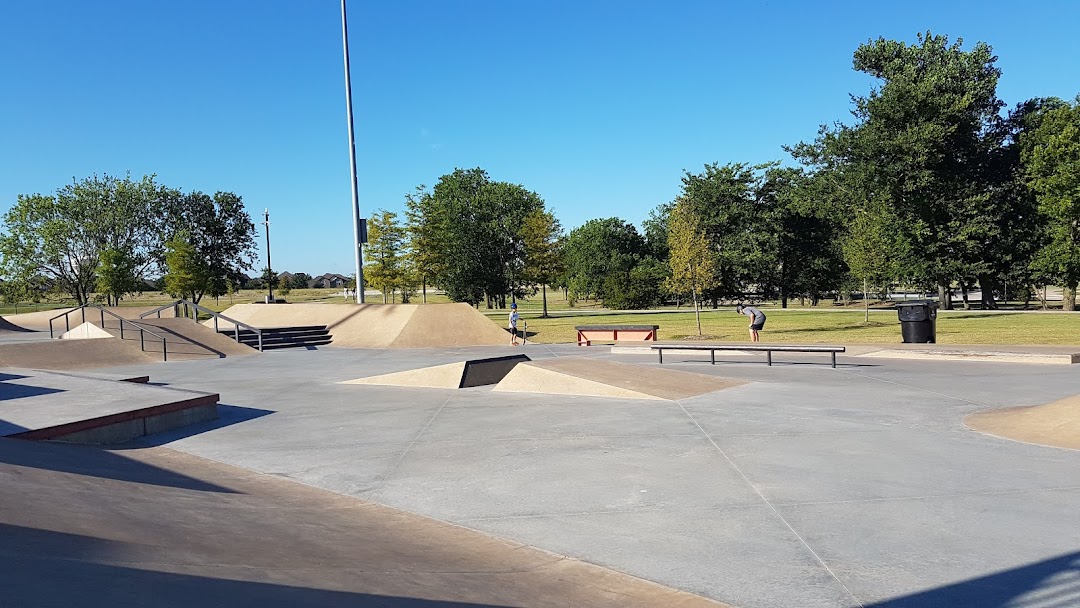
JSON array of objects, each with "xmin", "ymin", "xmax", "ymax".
[{"xmin": 736, "ymin": 304, "xmax": 766, "ymax": 342}]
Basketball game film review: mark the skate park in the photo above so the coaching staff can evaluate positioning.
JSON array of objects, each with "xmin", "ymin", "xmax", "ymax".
[{"xmin": 2, "ymin": 301, "xmax": 1079, "ymax": 607}]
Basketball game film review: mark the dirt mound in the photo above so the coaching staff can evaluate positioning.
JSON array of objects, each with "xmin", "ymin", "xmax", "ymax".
[
  {"xmin": 965, "ymin": 394, "xmax": 1080, "ymax": 450},
  {"xmin": 210, "ymin": 302, "xmax": 507, "ymax": 348}
]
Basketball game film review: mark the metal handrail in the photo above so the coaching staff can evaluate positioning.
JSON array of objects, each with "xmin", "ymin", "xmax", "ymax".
[
  {"xmin": 139, "ymin": 299, "xmax": 263, "ymax": 351},
  {"xmin": 48, "ymin": 304, "xmax": 173, "ymax": 361}
]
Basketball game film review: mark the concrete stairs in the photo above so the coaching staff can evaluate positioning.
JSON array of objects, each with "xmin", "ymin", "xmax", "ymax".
[{"xmin": 220, "ymin": 326, "xmax": 332, "ymax": 350}]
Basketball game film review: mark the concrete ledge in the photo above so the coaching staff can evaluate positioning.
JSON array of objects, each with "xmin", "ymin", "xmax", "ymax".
[
  {"xmin": 860, "ymin": 349, "xmax": 1079, "ymax": 365},
  {"xmin": 10, "ymin": 392, "xmax": 219, "ymax": 443}
]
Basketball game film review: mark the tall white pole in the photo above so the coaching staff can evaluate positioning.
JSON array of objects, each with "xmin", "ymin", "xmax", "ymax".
[{"xmin": 341, "ymin": 0, "xmax": 364, "ymax": 303}]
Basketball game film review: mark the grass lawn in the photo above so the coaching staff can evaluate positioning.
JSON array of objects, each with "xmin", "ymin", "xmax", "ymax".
[{"xmin": 487, "ymin": 308, "xmax": 1080, "ymax": 345}]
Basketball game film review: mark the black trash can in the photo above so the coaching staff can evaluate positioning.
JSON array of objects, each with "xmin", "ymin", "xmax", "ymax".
[{"xmin": 896, "ymin": 300, "xmax": 938, "ymax": 343}]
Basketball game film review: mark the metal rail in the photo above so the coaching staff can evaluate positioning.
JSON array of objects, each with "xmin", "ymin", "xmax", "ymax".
[
  {"xmin": 139, "ymin": 300, "xmax": 264, "ymax": 351},
  {"xmin": 48, "ymin": 304, "xmax": 173, "ymax": 361}
]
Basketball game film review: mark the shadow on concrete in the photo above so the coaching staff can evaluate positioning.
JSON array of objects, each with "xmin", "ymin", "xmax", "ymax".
[
  {"xmin": 0, "ymin": 383, "xmax": 64, "ymax": 402},
  {"xmin": 0, "ymin": 372, "xmax": 30, "ymax": 382},
  {"xmin": 114, "ymin": 403, "xmax": 274, "ymax": 449},
  {"xmin": 0, "ymin": 524, "xmax": 512, "ymax": 608},
  {"xmin": 868, "ymin": 550, "xmax": 1080, "ymax": 607},
  {"xmin": 0, "ymin": 438, "xmax": 237, "ymax": 493}
]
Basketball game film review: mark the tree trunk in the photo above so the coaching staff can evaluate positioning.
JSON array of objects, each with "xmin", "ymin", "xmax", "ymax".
[
  {"xmin": 978, "ymin": 275, "xmax": 997, "ymax": 310},
  {"xmin": 959, "ymin": 280, "xmax": 971, "ymax": 310},
  {"xmin": 938, "ymin": 283, "xmax": 953, "ymax": 310},
  {"xmin": 422, "ymin": 276, "xmax": 427, "ymax": 304},
  {"xmin": 864, "ymin": 278, "xmax": 869, "ymax": 323},
  {"xmin": 541, "ymin": 283, "xmax": 548, "ymax": 318},
  {"xmin": 781, "ymin": 285, "xmax": 788, "ymax": 309},
  {"xmin": 692, "ymin": 288, "xmax": 701, "ymax": 336},
  {"xmin": 1065, "ymin": 284, "xmax": 1077, "ymax": 311}
]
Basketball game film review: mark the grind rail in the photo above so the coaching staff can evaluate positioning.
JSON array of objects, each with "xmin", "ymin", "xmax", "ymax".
[
  {"xmin": 48, "ymin": 304, "xmax": 174, "ymax": 361},
  {"xmin": 139, "ymin": 300, "xmax": 264, "ymax": 351}
]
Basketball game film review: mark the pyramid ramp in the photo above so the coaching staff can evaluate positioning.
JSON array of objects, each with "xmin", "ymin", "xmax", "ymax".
[
  {"xmin": 342, "ymin": 355, "xmax": 530, "ymax": 389},
  {"xmin": 965, "ymin": 394, "xmax": 1080, "ymax": 450},
  {"xmin": 59, "ymin": 322, "xmax": 113, "ymax": 340},
  {"xmin": 493, "ymin": 359, "xmax": 746, "ymax": 401}
]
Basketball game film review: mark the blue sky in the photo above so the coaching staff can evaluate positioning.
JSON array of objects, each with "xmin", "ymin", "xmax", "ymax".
[{"xmin": 2, "ymin": 1, "xmax": 1078, "ymax": 275}]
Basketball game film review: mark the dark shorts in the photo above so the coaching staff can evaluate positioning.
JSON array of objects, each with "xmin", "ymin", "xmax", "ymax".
[{"xmin": 750, "ymin": 320, "xmax": 765, "ymax": 331}]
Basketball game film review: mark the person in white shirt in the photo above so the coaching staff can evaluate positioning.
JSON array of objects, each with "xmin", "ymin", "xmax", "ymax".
[{"xmin": 508, "ymin": 302, "xmax": 520, "ymax": 345}]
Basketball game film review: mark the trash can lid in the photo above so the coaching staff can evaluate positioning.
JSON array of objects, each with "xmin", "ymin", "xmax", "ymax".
[{"xmin": 895, "ymin": 300, "xmax": 939, "ymax": 307}]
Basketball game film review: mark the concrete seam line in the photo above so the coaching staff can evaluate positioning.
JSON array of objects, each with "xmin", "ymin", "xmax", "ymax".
[
  {"xmin": 776, "ymin": 484, "xmax": 1080, "ymax": 508},
  {"xmin": 832, "ymin": 368, "xmax": 993, "ymax": 408},
  {"xmin": 368, "ymin": 394, "xmax": 455, "ymax": 498},
  {"xmin": 675, "ymin": 399, "xmax": 866, "ymax": 608}
]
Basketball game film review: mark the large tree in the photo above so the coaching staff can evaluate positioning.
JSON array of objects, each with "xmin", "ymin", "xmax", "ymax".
[
  {"xmin": 678, "ymin": 162, "xmax": 773, "ymax": 302},
  {"xmin": 407, "ymin": 169, "xmax": 545, "ymax": 307},
  {"xmin": 1021, "ymin": 96, "xmax": 1080, "ymax": 310},
  {"xmin": 0, "ymin": 173, "xmax": 162, "ymax": 304},
  {"xmin": 562, "ymin": 217, "xmax": 647, "ymax": 306},
  {"xmin": 791, "ymin": 33, "xmax": 1007, "ymax": 308},
  {"xmin": 157, "ymin": 190, "xmax": 257, "ymax": 304}
]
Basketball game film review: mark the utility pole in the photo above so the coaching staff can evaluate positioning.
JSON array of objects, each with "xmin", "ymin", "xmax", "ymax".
[
  {"xmin": 263, "ymin": 208, "xmax": 274, "ymax": 303},
  {"xmin": 341, "ymin": 0, "xmax": 365, "ymax": 303}
]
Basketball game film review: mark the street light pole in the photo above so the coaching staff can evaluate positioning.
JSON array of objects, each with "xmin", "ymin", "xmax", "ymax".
[
  {"xmin": 263, "ymin": 208, "xmax": 274, "ymax": 303},
  {"xmin": 340, "ymin": 0, "xmax": 365, "ymax": 303}
]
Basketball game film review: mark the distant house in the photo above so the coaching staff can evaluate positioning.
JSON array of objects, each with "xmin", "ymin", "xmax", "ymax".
[
  {"xmin": 310, "ymin": 273, "xmax": 349, "ymax": 289},
  {"xmin": 277, "ymin": 271, "xmax": 295, "ymax": 284}
]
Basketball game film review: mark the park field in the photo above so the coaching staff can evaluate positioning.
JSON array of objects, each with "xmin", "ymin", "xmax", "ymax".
[
  {"xmin": 485, "ymin": 308, "xmax": 1080, "ymax": 345},
  {"xmin": 3, "ymin": 289, "xmax": 1077, "ymax": 345}
]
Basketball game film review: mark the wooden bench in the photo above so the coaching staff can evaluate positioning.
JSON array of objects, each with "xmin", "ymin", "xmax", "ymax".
[
  {"xmin": 651, "ymin": 344, "xmax": 845, "ymax": 367},
  {"xmin": 576, "ymin": 325, "xmax": 659, "ymax": 346}
]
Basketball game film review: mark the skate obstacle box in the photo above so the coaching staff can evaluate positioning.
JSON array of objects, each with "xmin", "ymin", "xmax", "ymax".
[
  {"xmin": 575, "ymin": 325, "xmax": 659, "ymax": 346},
  {"xmin": 342, "ymin": 354, "xmax": 531, "ymax": 389}
]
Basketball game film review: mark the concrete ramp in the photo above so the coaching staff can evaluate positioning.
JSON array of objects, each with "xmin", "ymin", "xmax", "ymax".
[
  {"xmin": 0, "ymin": 315, "xmax": 34, "ymax": 333},
  {"xmin": 342, "ymin": 355, "xmax": 530, "ymax": 389},
  {"xmin": 210, "ymin": 302, "xmax": 507, "ymax": 348},
  {"xmin": 0, "ymin": 338, "xmax": 155, "ymax": 370},
  {"xmin": 493, "ymin": 359, "xmax": 745, "ymax": 401},
  {"xmin": 965, "ymin": 394, "xmax": 1080, "ymax": 450},
  {"xmin": 2, "ymin": 309, "xmax": 71, "ymax": 332}
]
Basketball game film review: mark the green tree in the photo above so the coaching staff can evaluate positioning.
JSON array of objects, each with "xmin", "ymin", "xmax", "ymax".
[
  {"xmin": 0, "ymin": 173, "xmax": 162, "ymax": 304},
  {"xmin": 1021, "ymin": 96, "xmax": 1080, "ymax": 310},
  {"xmin": 407, "ymin": 169, "xmax": 546, "ymax": 307},
  {"xmin": 163, "ymin": 235, "xmax": 208, "ymax": 302},
  {"xmin": 96, "ymin": 247, "xmax": 142, "ymax": 306},
  {"xmin": 791, "ymin": 33, "xmax": 1007, "ymax": 309},
  {"xmin": 364, "ymin": 209, "xmax": 407, "ymax": 303},
  {"xmin": 520, "ymin": 209, "xmax": 564, "ymax": 317},
  {"xmin": 678, "ymin": 162, "xmax": 773, "ymax": 302},
  {"xmin": 289, "ymin": 272, "xmax": 313, "ymax": 289},
  {"xmin": 157, "ymin": 190, "xmax": 257, "ymax": 303},
  {"xmin": 666, "ymin": 200, "xmax": 716, "ymax": 335},
  {"xmin": 562, "ymin": 218, "xmax": 647, "ymax": 306}
]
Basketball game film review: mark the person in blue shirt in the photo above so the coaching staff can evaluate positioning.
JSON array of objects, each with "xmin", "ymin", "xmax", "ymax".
[
  {"xmin": 736, "ymin": 304, "xmax": 766, "ymax": 342},
  {"xmin": 509, "ymin": 302, "xmax": 520, "ymax": 345}
]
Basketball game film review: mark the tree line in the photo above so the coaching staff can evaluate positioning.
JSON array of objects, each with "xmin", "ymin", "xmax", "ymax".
[
  {"xmin": 0, "ymin": 173, "xmax": 257, "ymax": 305},
  {"xmin": 370, "ymin": 32, "xmax": 1079, "ymax": 312}
]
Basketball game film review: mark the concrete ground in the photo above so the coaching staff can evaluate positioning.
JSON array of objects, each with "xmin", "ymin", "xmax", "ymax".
[
  {"xmin": 14, "ymin": 344, "xmax": 1080, "ymax": 607},
  {"xmin": 0, "ymin": 437, "xmax": 726, "ymax": 608}
]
